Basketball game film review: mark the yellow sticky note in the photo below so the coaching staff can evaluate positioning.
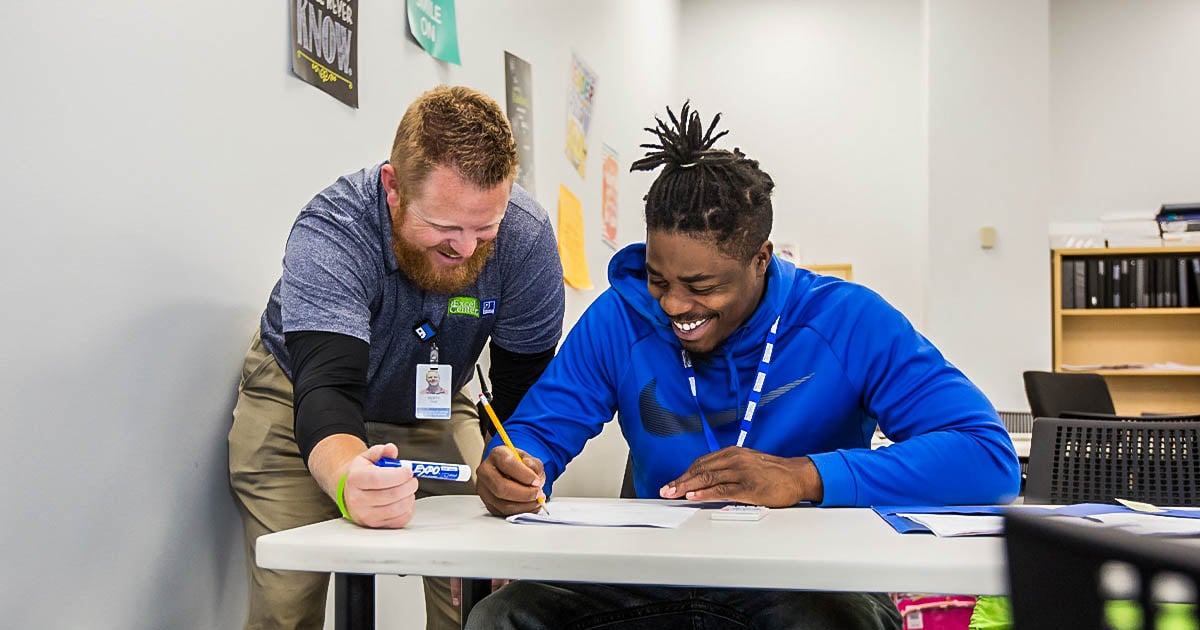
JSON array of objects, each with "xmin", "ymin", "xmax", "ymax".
[
  {"xmin": 1115, "ymin": 498, "xmax": 1167, "ymax": 513},
  {"xmin": 556, "ymin": 184, "xmax": 593, "ymax": 290}
]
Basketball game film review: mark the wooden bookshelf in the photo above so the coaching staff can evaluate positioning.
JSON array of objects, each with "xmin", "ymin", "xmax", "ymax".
[
  {"xmin": 799, "ymin": 263, "xmax": 852, "ymax": 281},
  {"xmin": 1051, "ymin": 246, "xmax": 1200, "ymax": 414}
]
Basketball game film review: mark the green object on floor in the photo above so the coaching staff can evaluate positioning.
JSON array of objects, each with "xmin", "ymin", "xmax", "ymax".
[
  {"xmin": 968, "ymin": 596, "xmax": 1011, "ymax": 629},
  {"xmin": 1105, "ymin": 600, "xmax": 1198, "ymax": 630}
]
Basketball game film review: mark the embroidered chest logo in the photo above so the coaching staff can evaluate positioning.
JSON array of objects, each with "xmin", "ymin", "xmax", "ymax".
[
  {"xmin": 637, "ymin": 373, "xmax": 815, "ymax": 437},
  {"xmin": 447, "ymin": 296, "xmax": 481, "ymax": 317}
]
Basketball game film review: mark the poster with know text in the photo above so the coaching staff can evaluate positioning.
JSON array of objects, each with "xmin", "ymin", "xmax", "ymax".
[{"xmin": 291, "ymin": 0, "xmax": 358, "ymax": 108}]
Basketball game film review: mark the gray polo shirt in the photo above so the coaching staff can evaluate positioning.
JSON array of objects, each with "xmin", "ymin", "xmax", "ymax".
[{"xmin": 260, "ymin": 163, "xmax": 565, "ymax": 425}]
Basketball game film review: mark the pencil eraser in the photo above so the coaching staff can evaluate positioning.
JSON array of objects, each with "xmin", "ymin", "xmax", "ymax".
[{"xmin": 710, "ymin": 505, "xmax": 769, "ymax": 521}]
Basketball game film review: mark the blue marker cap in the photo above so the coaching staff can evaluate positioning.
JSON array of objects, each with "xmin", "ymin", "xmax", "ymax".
[{"xmin": 375, "ymin": 457, "xmax": 472, "ymax": 482}]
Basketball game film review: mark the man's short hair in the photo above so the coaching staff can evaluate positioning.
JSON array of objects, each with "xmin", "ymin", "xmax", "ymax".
[{"xmin": 390, "ymin": 85, "xmax": 518, "ymax": 203}]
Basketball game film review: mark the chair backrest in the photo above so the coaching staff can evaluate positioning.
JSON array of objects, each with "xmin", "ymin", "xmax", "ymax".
[
  {"xmin": 1022, "ymin": 370, "xmax": 1115, "ymax": 419},
  {"xmin": 619, "ymin": 453, "xmax": 637, "ymax": 499},
  {"xmin": 1005, "ymin": 510, "xmax": 1200, "ymax": 630},
  {"xmin": 1060, "ymin": 410, "xmax": 1200, "ymax": 422},
  {"xmin": 1025, "ymin": 417, "xmax": 1200, "ymax": 506}
]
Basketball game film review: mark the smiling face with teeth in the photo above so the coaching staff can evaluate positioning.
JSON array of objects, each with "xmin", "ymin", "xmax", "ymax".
[
  {"xmin": 645, "ymin": 230, "xmax": 773, "ymax": 355},
  {"xmin": 384, "ymin": 164, "xmax": 510, "ymax": 293}
]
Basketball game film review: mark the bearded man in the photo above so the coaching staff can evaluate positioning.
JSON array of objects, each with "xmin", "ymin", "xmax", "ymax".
[{"xmin": 228, "ymin": 85, "xmax": 564, "ymax": 630}]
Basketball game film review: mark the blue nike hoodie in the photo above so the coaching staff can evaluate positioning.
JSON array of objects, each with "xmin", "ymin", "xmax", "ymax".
[{"xmin": 494, "ymin": 243, "xmax": 1021, "ymax": 506}]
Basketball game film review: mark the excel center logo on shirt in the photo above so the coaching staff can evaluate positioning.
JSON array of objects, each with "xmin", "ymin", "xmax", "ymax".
[{"xmin": 447, "ymin": 297, "xmax": 498, "ymax": 317}]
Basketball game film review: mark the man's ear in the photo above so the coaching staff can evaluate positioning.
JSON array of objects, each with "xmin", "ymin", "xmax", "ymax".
[
  {"xmin": 380, "ymin": 164, "xmax": 402, "ymax": 212},
  {"xmin": 756, "ymin": 240, "xmax": 774, "ymax": 273}
]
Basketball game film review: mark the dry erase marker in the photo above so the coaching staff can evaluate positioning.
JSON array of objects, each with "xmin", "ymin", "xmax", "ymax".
[{"xmin": 375, "ymin": 457, "xmax": 472, "ymax": 482}]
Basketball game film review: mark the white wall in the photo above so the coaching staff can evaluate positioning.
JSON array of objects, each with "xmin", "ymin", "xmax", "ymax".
[
  {"xmin": 925, "ymin": 0, "xmax": 1052, "ymax": 410},
  {"xmin": 678, "ymin": 0, "xmax": 930, "ymax": 324},
  {"xmin": 0, "ymin": 1, "xmax": 674, "ymax": 627},
  {"xmin": 1050, "ymin": 0, "xmax": 1200, "ymax": 218}
]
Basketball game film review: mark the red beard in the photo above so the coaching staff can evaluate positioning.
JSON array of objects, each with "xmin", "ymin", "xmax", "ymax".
[{"xmin": 391, "ymin": 226, "xmax": 496, "ymax": 294}]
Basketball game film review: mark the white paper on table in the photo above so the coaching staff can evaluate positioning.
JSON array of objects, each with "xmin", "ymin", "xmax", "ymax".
[
  {"xmin": 1085, "ymin": 512, "xmax": 1200, "ymax": 536},
  {"xmin": 506, "ymin": 500, "xmax": 700, "ymax": 528},
  {"xmin": 895, "ymin": 514, "xmax": 1005, "ymax": 537}
]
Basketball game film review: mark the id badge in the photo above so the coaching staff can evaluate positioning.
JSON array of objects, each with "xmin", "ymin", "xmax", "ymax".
[{"xmin": 415, "ymin": 363, "xmax": 452, "ymax": 419}]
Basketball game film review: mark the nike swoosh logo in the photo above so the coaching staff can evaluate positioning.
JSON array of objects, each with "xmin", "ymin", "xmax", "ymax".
[{"xmin": 637, "ymin": 373, "xmax": 815, "ymax": 438}]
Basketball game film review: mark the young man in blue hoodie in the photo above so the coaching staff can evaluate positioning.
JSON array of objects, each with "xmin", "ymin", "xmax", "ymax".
[{"xmin": 468, "ymin": 103, "xmax": 1021, "ymax": 629}]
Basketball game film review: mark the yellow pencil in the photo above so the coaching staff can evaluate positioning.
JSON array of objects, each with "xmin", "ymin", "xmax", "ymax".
[{"xmin": 478, "ymin": 393, "xmax": 549, "ymax": 515}]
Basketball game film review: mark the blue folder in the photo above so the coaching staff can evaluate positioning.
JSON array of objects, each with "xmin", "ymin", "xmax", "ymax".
[{"xmin": 872, "ymin": 503, "xmax": 1200, "ymax": 535}]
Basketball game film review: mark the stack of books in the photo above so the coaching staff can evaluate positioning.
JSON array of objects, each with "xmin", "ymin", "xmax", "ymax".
[
  {"xmin": 1100, "ymin": 211, "xmax": 1162, "ymax": 248},
  {"xmin": 1158, "ymin": 203, "xmax": 1200, "ymax": 245}
]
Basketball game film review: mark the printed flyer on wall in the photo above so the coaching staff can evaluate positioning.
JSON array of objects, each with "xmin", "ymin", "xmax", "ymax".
[
  {"xmin": 505, "ymin": 51, "xmax": 536, "ymax": 194},
  {"xmin": 406, "ymin": 0, "xmax": 460, "ymax": 65},
  {"xmin": 565, "ymin": 53, "xmax": 598, "ymax": 179},
  {"xmin": 601, "ymin": 145, "xmax": 619, "ymax": 250},
  {"xmin": 291, "ymin": 0, "xmax": 359, "ymax": 108}
]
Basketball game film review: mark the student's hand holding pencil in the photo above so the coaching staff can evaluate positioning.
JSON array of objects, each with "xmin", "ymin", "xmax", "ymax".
[{"xmin": 477, "ymin": 444, "xmax": 549, "ymax": 517}]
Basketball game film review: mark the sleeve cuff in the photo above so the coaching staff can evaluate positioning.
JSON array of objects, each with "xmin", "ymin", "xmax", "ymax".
[{"xmin": 809, "ymin": 451, "xmax": 858, "ymax": 507}]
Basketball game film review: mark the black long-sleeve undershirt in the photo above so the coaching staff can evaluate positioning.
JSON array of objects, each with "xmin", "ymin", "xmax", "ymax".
[{"xmin": 286, "ymin": 331, "xmax": 369, "ymax": 465}]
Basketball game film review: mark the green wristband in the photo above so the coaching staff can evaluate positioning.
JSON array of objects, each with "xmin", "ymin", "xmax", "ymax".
[{"xmin": 336, "ymin": 472, "xmax": 353, "ymax": 522}]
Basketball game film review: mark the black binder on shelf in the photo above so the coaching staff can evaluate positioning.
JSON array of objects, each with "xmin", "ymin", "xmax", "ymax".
[
  {"xmin": 1167, "ymin": 257, "xmax": 1179, "ymax": 307},
  {"xmin": 1190, "ymin": 257, "xmax": 1200, "ymax": 308},
  {"xmin": 1073, "ymin": 260, "xmax": 1087, "ymax": 309},
  {"xmin": 1108, "ymin": 255, "xmax": 1118, "ymax": 304},
  {"xmin": 1061, "ymin": 259, "xmax": 1074, "ymax": 309},
  {"xmin": 1133, "ymin": 257, "xmax": 1148, "ymax": 308},
  {"xmin": 1086, "ymin": 258, "xmax": 1102, "ymax": 308},
  {"xmin": 1155, "ymin": 257, "xmax": 1166, "ymax": 307},
  {"xmin": 1180, "ymin": 257, "xmax": 1191, "ymax": 309}
]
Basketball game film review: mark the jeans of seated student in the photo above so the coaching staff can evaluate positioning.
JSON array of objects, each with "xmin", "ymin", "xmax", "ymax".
[
  {"xmin": 465, "ymin": 582, "xmax": 901, "ymax": 630},
  {"xmin": 229, "ymin": 329, "xmax": 483, "ymax": 630}
]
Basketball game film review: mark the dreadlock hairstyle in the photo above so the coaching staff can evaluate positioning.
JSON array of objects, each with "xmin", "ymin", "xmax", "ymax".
[{"xmin": 630, "ymin": 102, "xmax": 775, "ymax": 262}]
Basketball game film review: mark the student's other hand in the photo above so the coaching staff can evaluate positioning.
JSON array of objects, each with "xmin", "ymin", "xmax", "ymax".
[
  {"xmin": 477, "ymin": 445, "xmax": 547, "ymax": 517},
  {"xmin": 344, "ymin": 443, "xmax": 419, "ymax": 528},
  {"xmin": 658, "ymin": 446, "xmax": 823, "ymax": 507}
]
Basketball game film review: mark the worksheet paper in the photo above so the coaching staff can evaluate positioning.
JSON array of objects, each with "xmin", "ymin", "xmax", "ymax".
[
  {"xmin": 895, "ymin": 514, "xmax": 1006, "ymax": 537},
  {"xmin": 506, "ymin": 500, "xmax": 700, "ymax": 528},
  {"xmin": 1084, "ymin": 512, "xmax": 1200, "ymax": 536}
]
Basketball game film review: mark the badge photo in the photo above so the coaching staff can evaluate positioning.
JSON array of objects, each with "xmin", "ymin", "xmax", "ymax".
[{"xmin": 415, "ymin": 363, "xmax": 452, "ymax": 419}]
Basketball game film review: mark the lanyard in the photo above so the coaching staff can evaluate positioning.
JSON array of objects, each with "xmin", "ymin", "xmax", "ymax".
[{"xmin": 681, "ymin": 316, "xmax": 780, "ymax": 452}]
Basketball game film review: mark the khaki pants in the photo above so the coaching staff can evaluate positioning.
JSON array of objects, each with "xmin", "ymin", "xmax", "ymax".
[{"xmin": 229, "ymin": 329, "xmax": 484, "ymax": 630}]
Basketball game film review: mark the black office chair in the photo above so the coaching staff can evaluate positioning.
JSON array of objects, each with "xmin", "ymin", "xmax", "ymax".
[
  {"xmin": 1022, "ymin": 370, "xmax": 1115, "ymax": 419},
  {"xmin": 1005, "ymin": 510, "xmax": 1200, "ymax": 630},
  {"xmin": 1024, "ymin": 417, "xmax": 1200, "ymax": 506}
]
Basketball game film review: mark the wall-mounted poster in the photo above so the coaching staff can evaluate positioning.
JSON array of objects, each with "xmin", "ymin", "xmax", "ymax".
[
  {"xmin": 557, "ymin": 184, "xmax": 593, "ymax": 290},
  {"xmin": 600, "ymin": 145, "xmax": 619, "ymax": 250},
  {"xmin": 406, "ymin": 0, "xmax": 461, "ymax": 65},
  {"xmin": 565, "ymin": 53, "xmax": 598, "ymax": 179},
  {"xmin": 505, "ymin": 52, "xmax": 536, "ymax": 195},
  {"xmin": 291, "ymin": 0, "xmax": 359, "ymax": 108}
]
